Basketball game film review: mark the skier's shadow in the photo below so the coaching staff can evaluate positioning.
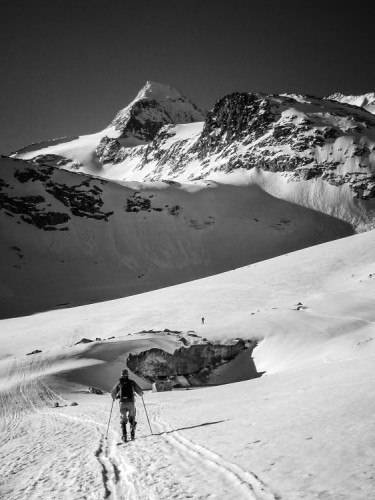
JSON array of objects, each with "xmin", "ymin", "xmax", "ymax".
[{"xmin": 142, "ymin": 419, "xmax": 229, "ymax": 438}]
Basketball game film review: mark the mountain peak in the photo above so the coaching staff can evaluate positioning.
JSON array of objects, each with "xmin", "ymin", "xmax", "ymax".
[
  {"xmin": 109, "ymin": 82, "xmax": 205, "ymax": 140},
  {"xmin": 135, "ymin": 81, "xmax": 185, "ymax": 102}
]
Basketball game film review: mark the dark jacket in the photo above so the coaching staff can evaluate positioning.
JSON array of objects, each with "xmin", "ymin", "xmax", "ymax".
[{"xmin": 111, "ymin": 376, "xmax": 143, "ymax": 402}]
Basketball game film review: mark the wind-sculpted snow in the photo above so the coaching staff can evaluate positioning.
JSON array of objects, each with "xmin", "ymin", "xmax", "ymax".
[{"xmin": 0, "ymin": 156, "xmax": 353, "ymax": 318}]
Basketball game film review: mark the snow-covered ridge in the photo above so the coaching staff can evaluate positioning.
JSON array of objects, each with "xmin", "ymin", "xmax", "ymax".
[{"xmin": 326, "ymin": 92, "xmax": 375, "ymax": 115}]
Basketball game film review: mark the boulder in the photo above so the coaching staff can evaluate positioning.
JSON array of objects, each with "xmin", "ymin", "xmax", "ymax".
[
  {"xmin": 88, "ymin": 387, "xmax": 103, "ymax": 395},
  {"xmin": 26, "ymin": 349, "xmax": 42, "ymax": 356},
  {"xmin": 152, "ymin": 380, "xmax": 173, "ymax": 392}
]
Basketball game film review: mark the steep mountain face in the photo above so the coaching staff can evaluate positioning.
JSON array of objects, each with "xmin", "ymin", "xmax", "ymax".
[
  {"xmin": 139, "ymin": 92, "xmax": 375, "ymax": 190},
  {"xmin": 326, "ymin": 92, "xmax": 375, "ymax": 115},
  {"xmin": 0, "ymin": 156, "xmax": 353, "ymax": 319},
  {"xmin": 96, "ymin": 82, "xmax": 206, "ymax": 164},
  {"xmin": 13, "ymin": 87, "xmax": 375, "ymax": 231},
  {"xmin": 110, "ymin": 81, "xmax": 205, "ymax": 139}
]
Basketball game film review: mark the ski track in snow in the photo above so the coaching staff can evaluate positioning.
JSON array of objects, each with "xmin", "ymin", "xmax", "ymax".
[
  {"xmin": 0, "ymin": 357, "xmax": 278, "ymax": 500},
  {"xmin": 146, "ymin": 402, "xmax": 279, "ymax": 500}
]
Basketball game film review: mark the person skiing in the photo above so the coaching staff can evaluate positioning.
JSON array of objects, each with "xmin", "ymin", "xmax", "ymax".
[{"xmin": 111, "ymin": 369, "xmax": 143, "ymax": 442}]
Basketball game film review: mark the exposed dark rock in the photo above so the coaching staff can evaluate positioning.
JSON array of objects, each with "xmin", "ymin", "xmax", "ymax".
[
  {"xmin": 152, "ymin": 380, "xmax": 173, "ymax": 392},
  {"xmin": 132, "ymin": 92, "xmax": 375, "ymax": 203},
  {"xmin": 29, "ymin": 154, "xmax": 82, "ymax": 171},
  {"xmin": 125, "ymin": 192, "xmax": 151, "ymax": 212},
  {"xmin": 14, "ymin": 166, "xmax": 52, "ymax": 183},
  {"xmin": 45, "ymin": 180, "xmax": 113, "ymax": 221},
  {"xmin": 0, "ymin": 186, "xmax": 71, "ymax": 230},
  {"xmin": 20, "ymin": 211, "xmax": 70, "ymax": 230},
  {"xmin": 115, "ymin": 98, "xmax": 171, "ymax": 141},
  {"xmin": 88, "ymin": 387, "xmax": 104, "ymax": 395},
  {"xmin": 193, "ymin": 93, "xmax": 277, "ymax": 156},
  {"xmin": 96, "ymin": 137, "xmax": 122, "ymax": 165},
  {"xmin": 127, "ymin": 339, "xmax": 256, "ymax": 386},
  {"xmin": 75, "ymin": 338, "xmax": 93, "ymax": 345},
  {"xmin": 26, "ymin": 349, "xmax": 42, "ymax": 356},
  {"xmin": 168, "ymin": 205, "xmax": 182, "ymax": 216}
]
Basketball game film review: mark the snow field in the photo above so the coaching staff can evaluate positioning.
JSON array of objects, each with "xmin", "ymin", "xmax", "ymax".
[
  {"xmin": 1, "ymin": 216, "xmax": 375, "ymax": 498},
  {"xmin": 1, "ymin": 349, "xmax": 374, "ymax": 499}
]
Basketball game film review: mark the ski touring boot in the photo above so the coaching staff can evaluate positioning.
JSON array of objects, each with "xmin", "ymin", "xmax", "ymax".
[
  {"xmin": 121, "ymin": 422, "xmax": 128, "ymax": 442},
  {"xmin": 130, "ymin": 419, "xmax": 137, "ymax": 440}
]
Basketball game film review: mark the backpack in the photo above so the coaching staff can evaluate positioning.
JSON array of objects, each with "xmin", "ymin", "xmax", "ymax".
[{"xmin": 119, "ymin": 377, "xmax": 134, "ymax": 401}]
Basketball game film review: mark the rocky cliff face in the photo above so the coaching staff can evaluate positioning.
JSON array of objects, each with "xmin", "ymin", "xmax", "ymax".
[
  {"xmin": 111, "ymin": 81, "xmax": 206, "ymax": 136},
  {"xmin": 127, "ymin": 337, "xmax": 259, "ymax": 386},
  {"xmin": 140, "ymin": 93, "xmax": 375, "ymax": 199}
]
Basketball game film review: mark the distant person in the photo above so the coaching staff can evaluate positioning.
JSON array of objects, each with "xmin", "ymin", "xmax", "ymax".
[
  {"xmin": 201, "ymin": 317, "xmax": 205, "ymax": 324},
  {"xmin": 111, "ymin": 369, "xmax": 143, "ymax": 442}
]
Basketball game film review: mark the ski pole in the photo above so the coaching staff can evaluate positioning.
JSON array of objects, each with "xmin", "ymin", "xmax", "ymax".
[
  {"xmin": 105, "ymin": 399, "xmax": 114, "ymax": 439},
  {"xmin": 141, "ymin": 395, "xmax": 153, "ymax": 435}
]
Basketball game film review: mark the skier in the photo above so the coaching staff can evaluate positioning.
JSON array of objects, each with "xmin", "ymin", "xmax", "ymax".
[
  {"xmin": 201, "ymin": 317, "xmax": 205, "ymax": 324},
  {"xmin": 111, "ymin": 369, "xmax": 143, "ymax": 442}
]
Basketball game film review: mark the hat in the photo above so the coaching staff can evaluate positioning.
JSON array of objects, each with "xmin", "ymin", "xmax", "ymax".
[{"xmin": 121, "ymin": 369, "xmax": 129, "ymax": 376}]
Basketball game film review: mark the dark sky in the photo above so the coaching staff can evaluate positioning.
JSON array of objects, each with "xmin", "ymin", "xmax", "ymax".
[{"xmin": 1, "ymin": 0, "xmax": 374, "ymax": 154}]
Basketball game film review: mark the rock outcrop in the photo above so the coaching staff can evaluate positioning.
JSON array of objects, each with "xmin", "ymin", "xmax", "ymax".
[
  {"xmin": 110, "ymin": 81, "xmax": 205, "ymax": 139},
  {"xmin": 127, "ymin": 339, "xmax": 258, "ymax": 386},
  {"xmin": 152, "ymin": 380, "xmax": 173, "ymax": 392},
  {"xmin": 0, "ymin": 160, "xmax": 113, "ymax": 230}
]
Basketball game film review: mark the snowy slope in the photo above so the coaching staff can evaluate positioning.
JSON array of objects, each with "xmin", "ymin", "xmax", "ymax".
[
  {"xmin": 0, "ymin": 156, "xmax": 353, "ymax": 319},
  {"xmin": 0, "ymin": 229, "xmax": 375, "ymax": 499},
  {"xmin": 2, "ymin": 228, "xmax": 374, "ymax": 367}
]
